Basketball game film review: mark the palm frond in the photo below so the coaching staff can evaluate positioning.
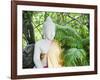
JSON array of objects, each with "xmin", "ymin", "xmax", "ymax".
[
  {"xmin": 55, "ymin": 24, "xmax": 83, "ymax": 48},
  {"xmin": 64, "ymin": 48, "xmax": 88, "ymax": 66}
]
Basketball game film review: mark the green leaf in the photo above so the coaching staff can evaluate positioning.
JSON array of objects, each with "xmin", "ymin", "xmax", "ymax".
[{"xmin": 64, "ymin": 48, "xmax": 88, "ymax": 66}]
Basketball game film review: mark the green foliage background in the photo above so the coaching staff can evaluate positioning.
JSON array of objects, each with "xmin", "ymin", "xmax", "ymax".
[{"xmin": 23, "ymin": 11, "xmax": 90, "ymax": 67}]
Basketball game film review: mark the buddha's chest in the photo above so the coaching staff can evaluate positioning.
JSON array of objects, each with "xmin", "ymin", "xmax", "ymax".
[{"xmin": 40, "ymin": 40, "xmax": 51, "ymax": 54}]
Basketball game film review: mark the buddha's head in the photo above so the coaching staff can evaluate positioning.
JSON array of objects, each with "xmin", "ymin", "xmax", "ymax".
[{"xmin": 43, "ymin": 16, "xmax": 56, "ymax": 40}]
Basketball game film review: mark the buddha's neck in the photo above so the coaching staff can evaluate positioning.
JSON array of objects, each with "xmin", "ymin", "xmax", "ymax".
[{"xmin": 44, "ymin": 38, "xmax": 53, "ymax": 42}]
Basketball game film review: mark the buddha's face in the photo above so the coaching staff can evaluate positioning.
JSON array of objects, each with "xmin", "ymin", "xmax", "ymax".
[
  {"xmin": 45, "ymin": 26, "xmax": 55, "ymax": 40},
  {"xmin": 43, "ymin": 17, "xmax": 55, "ymax": 41}
]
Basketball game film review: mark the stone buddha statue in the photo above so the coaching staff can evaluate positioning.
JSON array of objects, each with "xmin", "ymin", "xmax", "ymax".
[{"xmin": 33, "ymin": 16, "xmax": 63, "ymax": 68}]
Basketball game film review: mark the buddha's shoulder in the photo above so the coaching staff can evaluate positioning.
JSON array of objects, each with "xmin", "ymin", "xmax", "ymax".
[
  {"xmin": 35, "ymin": 39, "xmax": 44, "ymax": 46},
  {"xmin": 35, "ymin": 39, "xmax": 48, "ymax": 46}
]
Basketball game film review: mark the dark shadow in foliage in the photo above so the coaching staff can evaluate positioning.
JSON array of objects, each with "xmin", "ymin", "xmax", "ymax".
[
  {"xmin": 22, "ymin": 11, "xmax": 35, "ymax": 68},
  {"xmin": 23, "ymin": 44, "xmax": 35, "ymax": 68}
]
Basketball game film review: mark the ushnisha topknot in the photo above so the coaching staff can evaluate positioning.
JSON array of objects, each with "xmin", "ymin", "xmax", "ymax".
[
  {"xmin": 43, "ymin": 16, "xmax": 55, "ymax": 37},
  {"xmin": 43, "ymin": 16, "xmax": 55, "ymax": 28}
]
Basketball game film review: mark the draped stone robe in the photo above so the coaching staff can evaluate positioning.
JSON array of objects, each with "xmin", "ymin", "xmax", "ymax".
[{"xmin": 34, "ymin": 39, "xmax": 62, "ymax": 68}]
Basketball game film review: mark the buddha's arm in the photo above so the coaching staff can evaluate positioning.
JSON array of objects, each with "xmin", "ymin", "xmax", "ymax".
[{"xmin": 33, "ymin": 43, "xmax": 43, "ymax": 68}]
